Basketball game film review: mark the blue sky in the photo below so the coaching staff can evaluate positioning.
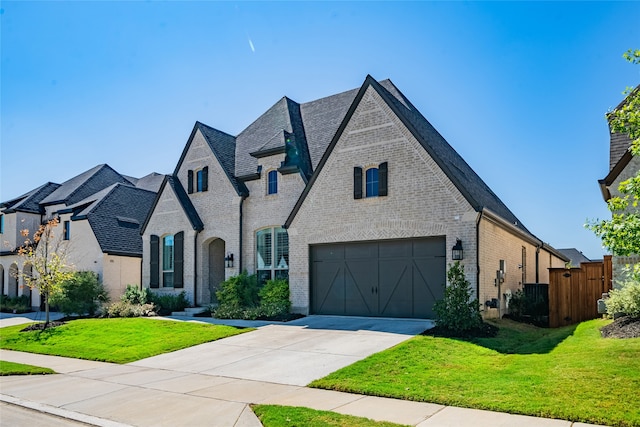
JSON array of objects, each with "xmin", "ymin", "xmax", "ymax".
[{"xmin": 1, "ymin": 1, "xmax": 639, "ymax": 260}]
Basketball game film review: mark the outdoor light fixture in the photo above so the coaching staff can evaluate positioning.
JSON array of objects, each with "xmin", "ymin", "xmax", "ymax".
[
  {"xmin": 224, "ymin": 253, "xmax": 234, "ymax": 268},
  {"xmin": 452, "ymin": 239, "xmax": 464, "ymax": 261}
]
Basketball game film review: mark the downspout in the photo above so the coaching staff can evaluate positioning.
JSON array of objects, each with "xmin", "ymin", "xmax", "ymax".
[
  {"xmin": 239, "ymin": 195, "xmax": 248, "ymax": 272},
  {"xmin": 476, "ymin": 210, "xmax": 483, "ymax": 304},
  {"xmin": 194, "ymin": 230, "xmax": 200, "ymax": 306},
  {"xmin": 535, "ymin": 243, "xmax": 541, "ymax": 283}
]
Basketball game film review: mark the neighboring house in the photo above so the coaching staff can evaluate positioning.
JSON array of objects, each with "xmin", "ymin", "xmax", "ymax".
[
  {"xmin": 557, "ymin": 248, "xmax": 592, "ymax": 267},
  {"xmin": 598, "ymin": 88, "xmax": 640, "ymax": 286},
  {"xmin": 0, "ymin": 164, "xmax": 162, "ymax": 305},
  {"xmin": 142, "ymin": 75, "xmax": 567, "ymax": 319}
]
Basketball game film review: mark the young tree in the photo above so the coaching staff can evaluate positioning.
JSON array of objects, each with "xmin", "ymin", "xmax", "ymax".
[
  {"xmin": 18, "ymin": 217, "xmax": 74, "ymax": 325},
  {"xmin": 588, "ymin": 49, "xmax": 640, "ymax": 256}
]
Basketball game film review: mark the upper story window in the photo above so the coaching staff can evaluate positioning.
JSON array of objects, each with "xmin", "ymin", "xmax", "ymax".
[
  {"xmin": 0, "ymin": 214, "xmax": 4, "ymax": 234},
  {"xmin": 256, "ymin": 226, "xmax": 288, "ymax": 285},
  {"xmin": 63, "ymin": 221, "xmax": 70, "ymax": 240},
  {"xmin": 354, "ymin": 162, "xmax": 388, "ymax": 199},
  {"xmin": 267, "ymin": 170, "xmax": 278, "ymax": 195},
  {"xmin": 162, "ymin": 235, "xmax": 174, "ymax": 287},
  {"xmin": 366, "ymin": 168, "xmax": 379, "ymax": 198},
  {"xmin": 187, "ymin": 167, "xmax": 208, "ymax": 194}
]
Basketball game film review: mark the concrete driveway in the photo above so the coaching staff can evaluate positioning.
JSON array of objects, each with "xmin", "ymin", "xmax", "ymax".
[{"xmin": 131, "ymin": 315, "xmax": 433, "ymax": 386}]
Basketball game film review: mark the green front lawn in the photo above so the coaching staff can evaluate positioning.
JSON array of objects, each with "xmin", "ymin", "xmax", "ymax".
[
  {"xmin": 0, "ymin": 360, "xmax": 54, "ymax": 376},
  {"xmin": 310, "ymin": 319, "xmax": 640, "ymax": 427},
  {"xmin": 253, "ymin": 405, "xmax": 408, "ymax": 427},
  {"xmin": 0, "ymin": 318, "xmax": 251, "ymax": 364}
]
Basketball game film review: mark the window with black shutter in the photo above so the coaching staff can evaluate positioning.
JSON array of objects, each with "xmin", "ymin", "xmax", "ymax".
[
  {"xmin": 174, "ymin": 231, "xmax": 184, "ymax": 288},
  {"xmin": 187, "ymin": 170, "xmax": 194, "ymax": 194},
  {"xmin": 354, "ymin": 167, "xmax": 363, "ymax": 199},
  {"xmin": 378, "ymin": 162, "xmax": 388, "ymax": 196},
  {"xmin": 150, "ymin": 235, "xmax": 160, "ymax": 288}
]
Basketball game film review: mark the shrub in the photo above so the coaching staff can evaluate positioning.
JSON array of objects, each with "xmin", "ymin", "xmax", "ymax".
[
  {"xmin": 212, "ymin": 274, "xmax": 291, "ymax": 320},
  {"xmin": 433, "ymin": 262, "xmax": 482, "ymax": 334},
  {"xmin": 122, "ymin": 285, "xmax": 150, "ymax": 305},
  {"xmin": 213, "ymin": 272, "xmax": 259, "ymax": 319},
  {"xmin": 0, "ymin": 295, "xmax": 32, "ymax": 313},
  {"xmin": 148, "ymin": 290, "xmax": 190, "ymax": 315},
  {"xmin": 606, "ymin": 266, "xmax": 640, "ymax": 318},
  {"xmin": 258, "ymin": 279, "xmax": 291, "ymax": 318},
  {"xmin": 49, "ymin": 271, "xmax": 108, "ymax": 316},
  {"xmin": 104, "ymin": 301, "xmax": 156, "ymax": 318}
]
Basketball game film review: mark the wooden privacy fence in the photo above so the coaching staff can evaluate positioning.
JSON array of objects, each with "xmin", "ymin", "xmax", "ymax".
[{"xmin": 547, "ymin": 256, "xmax": 612, "ymax": 328}]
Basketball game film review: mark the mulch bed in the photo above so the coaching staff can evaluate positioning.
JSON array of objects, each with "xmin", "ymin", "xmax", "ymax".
[
  {"xmin": 600, "ymin": 316, "xmax": 640, "ymax": 339},
  {"xmin": 20, "ymin": 321, "xmax": 66, "ymax": 332},
  {"xmin": 421, "ymin": 322, "xmax": 499, "ymax": 339}
]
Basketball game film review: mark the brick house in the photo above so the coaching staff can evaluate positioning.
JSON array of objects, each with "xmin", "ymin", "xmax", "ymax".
[
  {"xmin": 598, "ymin": 88, "xmax": 640, "ymax": 284},
  {"xmin": 141, "ymin": 76, "xmax": 567, "ymax": 318},
  {"xmin": 0, "ymin": 164, "xmax": 162, "ymax": 305}
]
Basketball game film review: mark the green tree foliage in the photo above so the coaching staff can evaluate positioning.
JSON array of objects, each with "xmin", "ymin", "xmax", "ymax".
[
  {"xmin": 18, "ymin": 217, "xmax": 74, "ymax": 324},
  {"xmin": 49, "ymin": 271, "xmax": 109, "ymax": 316},
  {"xmin": 588, "ymin": 49, "xmax": 640, "ymax": 256},
  {"xmin": 433, "ymin": 262, "xmax": 482, "ymax": 334}
]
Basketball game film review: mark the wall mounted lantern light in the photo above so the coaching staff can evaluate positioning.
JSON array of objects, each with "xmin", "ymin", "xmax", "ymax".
[
  {"xmin": 452, "ymin": 239, "xmax": 464, "ymax": 261},
  {"xmin": 224, "ymin": 253, "xmax": 234, "ymax": 268}
]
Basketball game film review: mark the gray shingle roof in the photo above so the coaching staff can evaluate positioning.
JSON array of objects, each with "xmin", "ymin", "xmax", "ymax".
[
  {"xmin": 134, "ymin": 172, "xmax": 164, "ymax": 193},
  {"xmin": 80, "ymin": 184, "xmax": 157, "ymax": 256},
  {"xmin": 40, "ymin": 164, "xmax": 130, "ymax": 206},
  {"xmin": 557, "ymin": 248, "xmax": 591, "ymax": 267},
  {"xmin": 1, "ymin": 182, "xmax": 61, "ymax": 214}
]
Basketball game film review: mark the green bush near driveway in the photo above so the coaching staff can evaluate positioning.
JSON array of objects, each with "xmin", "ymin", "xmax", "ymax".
[
  {"xmin": 309, "ymin": 319, "xmax": 640, "ymax": 427},
  {"xmin": 252, "ymin": 405, "xmax": 409, "ymax": 427},
  {"xmin": 0, "ymin": 360, "xmax": 54, "ymax": 376},
  {"xmin": 0, "ymin": 318, "xmax": 251, "ymax": 364}
]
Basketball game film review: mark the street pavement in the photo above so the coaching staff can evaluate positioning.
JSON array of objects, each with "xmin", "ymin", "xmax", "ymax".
[{"xmin": 0, "ymin": 313, "xmax": 609, "ymax": 427}]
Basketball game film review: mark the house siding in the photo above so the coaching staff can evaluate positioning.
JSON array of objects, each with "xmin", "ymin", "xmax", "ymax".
[
  {"xmin": 478, "ymin": 215, "xmax": 565, "ymax": 318},
  {"xmin": 609, "ymin": 155, "xmax": 640, "ymax": 285},
  {"xmin": 287, "ymin": 86, "xmax": 477, "ymax": 314},
  {"xmin": 175, "ymin": 129, "xmax": 243, "ymax": 303},
  {"xmin": 242, "ymin": 153, "xmax": 306, "ymax": 276},
  {"xmin": 142, "ymin": 184, "xmax": 198, "ymax": 303},
  {"xmin": 103, "ymin": 254, "xmax": 142, "ymax": 302}
]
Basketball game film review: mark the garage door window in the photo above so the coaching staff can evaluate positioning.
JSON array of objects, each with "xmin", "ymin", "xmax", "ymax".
[{"xmin": 256, "ymin": 227, "xmax": 289, "ymax": 285}]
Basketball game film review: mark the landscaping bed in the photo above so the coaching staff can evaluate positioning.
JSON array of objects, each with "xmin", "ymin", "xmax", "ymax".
[{"xmin": 600, "ymin": 316, "xmax": 640, "ymax": 339}]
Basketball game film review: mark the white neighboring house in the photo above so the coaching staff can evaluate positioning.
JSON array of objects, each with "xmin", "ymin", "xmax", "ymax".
[
  {"xmin": 0, "ymin": 164, "xmax": 162, "ymax": 307},
  {"xmin": 141, "ymin": 76, "xmax": 567, "ymax": 319}
]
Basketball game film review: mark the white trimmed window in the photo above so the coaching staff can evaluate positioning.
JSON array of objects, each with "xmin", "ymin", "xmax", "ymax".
[{"xmin": 256, "ymin": 227, "xmax": 288, "ymax": 285}]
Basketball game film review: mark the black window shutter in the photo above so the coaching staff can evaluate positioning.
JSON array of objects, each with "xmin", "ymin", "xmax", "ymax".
[
  {"xmin": 150, "ymin": 235, "xmax": 159, "ymax": 288},
  {"xmin": 354, "ymin": 167, "xmax": 363, "ymax": 199},
  {"xmin": 202, "ymin": 166, "xmax": 209, "ymax": 192},
  {"xmin": 187, "ymin": 170, "xmax": 194, "ymax": 194},
  {"xmin": 378, "ymin": 162, "xmax": 388, "ymax": 197},
  {"xmin": 174, "ymin": 231, "xmax": 184, "ymax": 288}
]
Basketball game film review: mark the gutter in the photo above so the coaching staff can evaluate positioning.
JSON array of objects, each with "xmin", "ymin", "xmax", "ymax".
[
  {"xmin": 476, "ymin": 210, "xmax": 483, "ymax": 302},
  {"xmin": 194, "ymin": 229, "xmax": 200, "ymax": 305}
]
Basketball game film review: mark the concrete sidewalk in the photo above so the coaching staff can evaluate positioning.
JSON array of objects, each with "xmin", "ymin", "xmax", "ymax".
[{"xmin": 0, "ymin": 315, "xmax": 609, "ymax": 427}]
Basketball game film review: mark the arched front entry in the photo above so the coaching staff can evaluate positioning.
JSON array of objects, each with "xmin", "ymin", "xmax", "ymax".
[
  {"xmin": 207, "ymin": 238, "xmax": 225, "ymax": 305},
  {"xmin": 8, "ymin": 263, "xmax": 18, "ymax": 298}
]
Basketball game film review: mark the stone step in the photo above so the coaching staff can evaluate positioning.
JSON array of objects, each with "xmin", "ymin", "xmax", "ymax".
[{"xmin": 171, "ymin": 307, "xmax": 209, "ymax": 317}]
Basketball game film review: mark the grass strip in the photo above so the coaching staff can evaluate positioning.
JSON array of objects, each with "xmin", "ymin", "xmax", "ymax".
[
  {"xmin": 0, "ymin": 318, "xmax": 251, "ymax": 364},
  {"xmin": 309, "ymin": 319, "xmax": 640, "ymax": 427},
  {"xmin": 252, "ymin": 404, "xmax": 409, "ymax": 427},
  {"xmin": 0, "ymin": 360, "xmax": 54, "ymax": 376}
]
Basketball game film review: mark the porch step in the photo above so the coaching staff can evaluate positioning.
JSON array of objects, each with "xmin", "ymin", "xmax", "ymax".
[{"xmin": 171, "ymin": 307, "xmax": 209, "ymax": 317}]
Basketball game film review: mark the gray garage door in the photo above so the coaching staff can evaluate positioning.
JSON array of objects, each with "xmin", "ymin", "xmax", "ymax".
[{"xmin": 311, "ymin": 237, "xmax": 446, "ymax": 318}]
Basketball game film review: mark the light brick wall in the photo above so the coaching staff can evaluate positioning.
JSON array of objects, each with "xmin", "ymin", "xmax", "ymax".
[
  {"xmin": 0, "ymin": 211, "xmax": 41, "ymax": 251},
  {"xmin": 242, "ymin": 153, "xmax": 306, "ymax": 275},
  {"xmin": 102, "ymin": 254, "xmax": 142, "ymax": 302},
  {"xmin": 175, "ymin": 129, "xmax": 243, "ymax": 304},
  {"xmin": 478, "ymin": 215, "xmax": 564, "ymax": 319},
  {"xmin": 142, "ymin": 183, "xmax": 198, "ymax": 303},
  {"xmin": 287, "ymin": 86, "xmax": 477, "ymax": 314}
]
